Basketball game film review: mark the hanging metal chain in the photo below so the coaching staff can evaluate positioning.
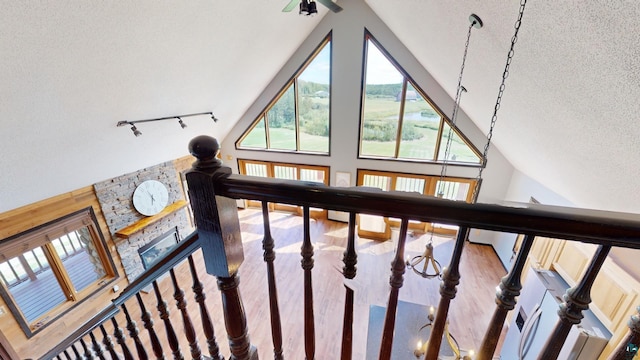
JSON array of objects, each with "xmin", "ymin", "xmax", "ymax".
[
  {"xmin": 472, "ymin": 0, "xmax": 528, "ymax": 202},
  {"xmin": 438, "ymin": 15, "xmax": 481, "ymax": 197},
  {"xmin": 422, "ymin": 15, "xmax": 481, "ymax": 249}
]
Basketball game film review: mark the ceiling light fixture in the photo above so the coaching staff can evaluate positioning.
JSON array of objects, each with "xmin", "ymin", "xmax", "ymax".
[
  {"xmin": 307, "ymin": 0, "xmax": 318, "ymax": 16},
  {"xmin": 117, "ymin": 111, "xmax": 217, "ymax": 137},
  {"xmin": 130, "ymin": 125, "xmax": 142, "ymax": 137},
  {"xmin": 299, "ymin": 0, "xmax": 317, "ymax": 16}
]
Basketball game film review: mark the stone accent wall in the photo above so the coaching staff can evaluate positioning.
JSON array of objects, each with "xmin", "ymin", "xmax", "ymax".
[
  {"xmin": 115, "ymin": 211, "xmax": 187, "ymax": 281},
  {"xmin": 94, "ymin": 161, "xmax": 192, "ymax": 282}
]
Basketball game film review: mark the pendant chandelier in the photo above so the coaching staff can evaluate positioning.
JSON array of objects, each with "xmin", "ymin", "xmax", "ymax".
[{"xmin": 407, "ymin": 13, "xmax": 483, "ymax": 280}]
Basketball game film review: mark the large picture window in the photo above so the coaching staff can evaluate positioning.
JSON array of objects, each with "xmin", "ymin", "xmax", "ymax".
[
  {"xmin": 360, "ymin": 32, "xmax": 481, "ymax": 165},
  {"xmin": 0, "ymin": 207, "xmax": 117, "ymax": 337},
  {"xmin": 237, "ymin": 34, "xmax": 332, "ymax": 154}
]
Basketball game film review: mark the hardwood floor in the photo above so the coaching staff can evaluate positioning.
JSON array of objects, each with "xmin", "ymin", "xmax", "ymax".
[{"xmin": 97, "ymin": 208, "xmax": 507, "ymax": 360}]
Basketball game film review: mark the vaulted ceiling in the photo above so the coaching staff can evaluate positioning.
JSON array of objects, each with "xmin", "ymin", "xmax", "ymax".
[{"xmin": 2, "ymin": 1, "xmax": 640, "ymax": 215}]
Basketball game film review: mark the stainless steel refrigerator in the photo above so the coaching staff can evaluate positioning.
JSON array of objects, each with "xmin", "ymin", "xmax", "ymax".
[{"xmin": 499, "ymin": 268, "xmax": 611, "ymax": 360}]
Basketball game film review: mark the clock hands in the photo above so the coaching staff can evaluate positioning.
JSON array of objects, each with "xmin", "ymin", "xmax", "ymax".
[
  {"xmin": 144, "ymin": 189, "xmax": 156, "ymax": 204},
  {"xmin": 134, "ymin": 180, "xmax": 168, "ymax": 216}
]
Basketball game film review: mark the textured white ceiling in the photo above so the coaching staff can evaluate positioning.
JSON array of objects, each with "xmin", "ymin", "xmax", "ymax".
[
  {"xmin": 0, "ymin": 1, "xmax": 328, "ymax": 211},
  {"xmin": 367, "ymin": 0, "xmax": 640, "ymax": 213},
  {"xmin": 2, "ymin": 0, "xmax": 640, "ymax": 215}
]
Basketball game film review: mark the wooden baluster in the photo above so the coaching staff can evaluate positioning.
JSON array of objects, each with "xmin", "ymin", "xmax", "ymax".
[
  {"xmin": 136, "ymin": 293, "xmax": 165, "ymax": 359},
  {"xmin": 122, "ymin": 302, "xmax": 149, "ymax": 360},
  {"xmin": 301, "ymin": 206, "xmax": 316, "ymax": 360},
  {"xmin": 378, "ymin": 218, "xmax": 409, "ymax": 360},
  {"xmin": 99, "ymin": 324, "xmax": 118, "ymax": 360},
  {"xmin": 111, "ymin": 316, "xmax": 135, "ymax": 360},
  {"xmin": 424, "ymin": 227, "xmax": 469, "ymax": 360},
  {"xmin": 477, "ymin": 234, "xmax": 535, "ymax": 360},
  {"xmin": 153, "ymin": 280, "xmax": 185, "ymax": 360},
  {"xmin": 188, "ymin": 255, "xmax": 224, "ymax": 360},
  {"xmin": 186, "ymin": 135, "xmax": 258, "ymax": 360},
  {"xmin": 261, "ymin": 201, "xmax": 284, "ymax": 360},
  {"xmin": 217, "ymin": 275, "xmax": 256, "ymax": 360},
  {"xmin": 340, "ymin": 212, "xmax": 358, "ymax": 360},
  {"xmin": 71, "ymin": 344, "xmax": 81, "ymax": 359},
  {"xmin": 80, "ymin": 338, "xmax": 95, "ymax": 360},
  {"xmin": 89, "ymin": 331, "xmax": 106, "ymax": 360},
  {"xmin": 170, "ymin": 268, "xmax": 203, "ymax": 360},
  {"xmin": 608, "ymin": 306, "xmax": 640, "ymax": 360},
  {"xmin": 538, "ymin": 244, "xmax": 611, "ymax": 359}
]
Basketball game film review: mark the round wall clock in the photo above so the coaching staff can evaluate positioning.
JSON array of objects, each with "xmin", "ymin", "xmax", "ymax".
[{"xmin": 132, "ymin": 180, "xmax": 169, "ymax": 216}]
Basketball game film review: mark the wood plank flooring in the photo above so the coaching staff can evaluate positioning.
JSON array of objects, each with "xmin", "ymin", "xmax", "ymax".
[{"xmin": 93, "ymin": 208, "xmax": 507, "ymax": 360}]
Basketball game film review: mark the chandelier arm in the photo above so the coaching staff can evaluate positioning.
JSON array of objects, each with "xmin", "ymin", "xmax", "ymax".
[{"xmin": 472, "ymin": 0, "xmax": 528, "ymax": 201}]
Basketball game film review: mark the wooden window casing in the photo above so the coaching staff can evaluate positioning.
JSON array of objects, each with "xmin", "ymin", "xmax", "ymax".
[
  {"xmin": 238, "ymin": 159, "xmax": 330, "ymax": 218},
  {"xmin": 236, "ymin": 34, "xmax": 332, "ymax": 155},
  {"xmin": 359, "ymin": 31, "xmax": 482, "ymax": 166},
  {"xmin": 357, "ymin": 169, "xmax": 476, "ymax": 235},
  {"xmin": 0, "ymin": 207, "xmax": 117, "ymax": 337}
]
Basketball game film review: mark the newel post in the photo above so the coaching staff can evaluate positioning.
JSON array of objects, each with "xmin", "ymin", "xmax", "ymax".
[{"xmin": 185, "ymin": 135, "xmax": 259, "ymax": 360}]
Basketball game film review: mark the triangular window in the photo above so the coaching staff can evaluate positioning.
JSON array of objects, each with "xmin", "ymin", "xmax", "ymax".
[
  {"xmin": 237, "ymin": 35, "xmax": 331, "ymax": 154},
  {"xmin": 360, "ymin": 33, "xmax": 481, "ymax": 164}
]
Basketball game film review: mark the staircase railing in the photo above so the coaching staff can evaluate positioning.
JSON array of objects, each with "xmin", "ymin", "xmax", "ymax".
[
  {"xmin": 186, "ymin": 136, "xmax": 640, "ymax": 360},
  {"xmin": 45, "ymin": 135, "xmax": 640, "ymax": 360},
  {"xmin": 40, "ymin": 231, "xmax": 226, "ymax": 360}
]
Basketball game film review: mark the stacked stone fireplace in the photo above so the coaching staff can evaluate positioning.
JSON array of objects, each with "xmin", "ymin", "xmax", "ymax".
[
  {"xmin": 94, "ymin": 161, "xmax": 192, "ymax": 282},
  {"xmin": 114, "ymin": 213, "xmax": 188, "ymax": 282}
]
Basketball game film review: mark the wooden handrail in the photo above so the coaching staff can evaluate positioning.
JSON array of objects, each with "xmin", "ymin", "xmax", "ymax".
[{"xmin": 216, "ymin": 174, "xmax": 640, "ymax": 247}]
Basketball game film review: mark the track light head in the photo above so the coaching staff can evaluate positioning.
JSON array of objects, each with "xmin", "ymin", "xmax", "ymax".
[
  {"xmin": 299, "ymin": 0, "xmax": 309, "ymax": 15},
  {"xmin": 178, "ymin": 117, "xmax": 187, "ymax": 129},
  {"xmin": 211, "ymin": 114, "xmax": 218, "ymax": 122},
  {"xmin": 308, "ymin": 1, "xmax": 317, "ymax": 16},
  {"xmin": 131, "ymin": 125, "xmax": 142, "ymax": 137}
]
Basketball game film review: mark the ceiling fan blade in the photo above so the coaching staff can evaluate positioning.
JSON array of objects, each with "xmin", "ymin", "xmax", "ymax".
[
  {"xmin": 317, "ymin": 0, "xmax": 343, "ymax": 13},
  {"xmin": 282, "ymin": 0, "xmax": 299, "ymax": 12}
]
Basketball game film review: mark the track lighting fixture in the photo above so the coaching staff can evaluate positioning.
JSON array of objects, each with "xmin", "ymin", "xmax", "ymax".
[
  {"xmin": 117, "ymin": 111, "xmax": 217, "ymax": 137},
  {"xmin": 131, "ymin": 125, "xmax": 142, "ymax": 137},
  {"xmin": 307, "ymin": 1, "xmax": 317, "ymax": 16},
  {"xmin": 299, "ymin": 0, "xmax": 317, "ymax": 16}
]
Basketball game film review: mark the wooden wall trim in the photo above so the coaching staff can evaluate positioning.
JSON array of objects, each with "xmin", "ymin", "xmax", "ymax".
[{"xmin": 0, "ymin": 185, "xmax": 128, "ymax": 359}]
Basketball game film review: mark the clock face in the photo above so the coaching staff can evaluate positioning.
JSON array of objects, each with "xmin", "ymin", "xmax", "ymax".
[{"xmin": 132, "ymin": 180, "xmax": 169, "ymax": 216}]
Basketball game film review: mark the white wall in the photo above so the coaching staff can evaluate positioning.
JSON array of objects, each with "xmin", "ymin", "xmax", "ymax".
[
  {"xmin": 0, "ymin": 2, "xmax": 321, "ymax": 213},
  {"xmin": 491, "ymin": 169, "xmax": 574, "ymax": 268}
]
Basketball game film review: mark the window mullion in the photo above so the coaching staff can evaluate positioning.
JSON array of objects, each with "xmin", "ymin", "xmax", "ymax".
[
  {"xmin": 433, "ymin": 118, "xmax": 446, "ymax": 161},
  {"xmin": 264, "ymin": 113, "xmax": 272, "ymax": 149},
  {"xmin": 294, "ymin": 80, "xmax": 301, "ymax": 151},
  {"xmin": 42, "ymin": 243, "xmax": 76, "ymax": 301},
  {"xmin": 394, "ymin": 79, "xmax": 408, "ymax": 158}
]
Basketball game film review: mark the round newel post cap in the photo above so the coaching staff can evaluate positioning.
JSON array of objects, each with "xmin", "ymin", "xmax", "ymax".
[{"xmin": 189, "ymin": 135, "xmax": 223, "ymax": 169}]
